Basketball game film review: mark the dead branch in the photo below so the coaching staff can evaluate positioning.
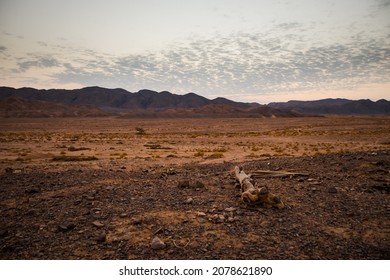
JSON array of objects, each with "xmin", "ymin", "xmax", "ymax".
[
  {"xmin": 234, "ymin": 166, "xmax": 285, "ymax": 209},
  {"xmin": 250, "ymin": 170, "xmax": 309, "ymax": 178},
  {"xmin": 173, "ymin": 238, "xmax": 191, "ymax": 249}
]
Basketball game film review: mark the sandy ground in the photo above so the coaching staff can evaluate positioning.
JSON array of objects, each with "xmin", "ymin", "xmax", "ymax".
[{"xmin": 0, "ymin": 116, "xmax": 389, "ymax": 259}]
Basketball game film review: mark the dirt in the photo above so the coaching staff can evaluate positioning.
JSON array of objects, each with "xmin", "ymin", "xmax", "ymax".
[{"xmin": 0, "ymin": 117, "xmax": 389, "ymax": 259}]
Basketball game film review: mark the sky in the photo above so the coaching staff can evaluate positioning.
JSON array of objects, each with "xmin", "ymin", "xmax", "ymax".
[{"xmin": 0, "ymin": 0, "xmax": 389, "ymax": 103}]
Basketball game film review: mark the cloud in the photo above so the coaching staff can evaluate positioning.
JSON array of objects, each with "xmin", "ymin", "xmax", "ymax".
[
  {"xmin": 37, "ymin": 41, "xmax": 48, "ymax": 47},
  {"xmin": 376, "ymin": 0, "xmax": 390, "ymax": 9},
  {"xmin": 50, "ymin": 28, "xmax": 390, "ymax": 96},
  {"xmin": 3, "ymin": 20, "xmax": 390, "ymax": 100},
  {"xmin": 17, "ymin": 55, "xmax": 60, "ymax": 71}
]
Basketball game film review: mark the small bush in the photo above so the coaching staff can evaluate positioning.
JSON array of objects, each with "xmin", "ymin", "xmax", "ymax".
[
  {"xmin": 135, "ymin": 127, "xmax": 146, "ymax": 135},
  {"xmin": 194, "ymin": 151, "xmax": 204, "ymax": 157}
]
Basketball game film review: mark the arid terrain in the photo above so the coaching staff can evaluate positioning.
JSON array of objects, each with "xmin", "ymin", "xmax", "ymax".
[{"xmin": 0, "ymin": 116, "xmax": 389, "ymax": 259}]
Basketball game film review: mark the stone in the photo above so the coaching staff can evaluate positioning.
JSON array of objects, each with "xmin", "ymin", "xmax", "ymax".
[
  {"xmin": 58, "ymin": 224, "xmax": 69, "ymax": 232},
  {"xmin": 196, "ymin": 211, "xmax": 206, "ymax": 217},
  {"xmin": 218, "ymin": 215, "xmax": 226, "ymax": 223},
  {"xmin": 132, "ymin": 218, "xmax": 142, "ymax": 225},
  {"xmin": 193, "ymin": 181, "xmax": 205, "ymax": 188},
  {"xmin": 177, "ymin": 180, "xmax": 190, "ymax": 188},
  {"xmin": 96, "ymin": 233, "xmax": 107, "ymax": 243},
  {"xmin": 185, "ymin": 197, "xmax": 193, "ymax": 204},
  {"xmin": 227, "ymin": 217, "xmax": 235, "ymax": 223},
  {"xmin": 328, "ymin": 187, "xmax": 338, "ymax": 193},
  {"xmin": 225, "ymin": 207, "xmax": 236, "ymax": 212},
  {"xmin": 92, "ymin": 221, "xmax": 105, "ymax": 228},
  {"xmin": 151, "ymin": 237, "xmax": 166, "ymax": 250},
  {"xmin": 58, "ymin": 222, "xmax": 75, "ymax": 232}
]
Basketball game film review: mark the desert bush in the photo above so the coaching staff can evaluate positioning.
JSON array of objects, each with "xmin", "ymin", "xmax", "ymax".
[
  {"xmin": 206, "ymin": 152, "xmax": 224, "ymax": 159},
  {"xmin": 213, "ymin": 147, "xmax": 228, "ymax": 153},
  {"xmin": 135, "ymin": 127, "xmax": 146, "ymax": 135},
  {"xmin": 68, "ymin": 146, "xmax": 91, "ymax": 152},
  {"xmin": 52, "ymin": 155, "xmax": 98, "ymax": 161},
  {"xmin": 194, "ymin": 150, "xmax": 204, "ymax": 157}
]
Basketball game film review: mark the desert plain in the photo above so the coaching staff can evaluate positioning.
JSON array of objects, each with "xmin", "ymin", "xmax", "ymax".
[{"xmin": 0, "ymin": 116, "xmax": 389, "ymax": 259}]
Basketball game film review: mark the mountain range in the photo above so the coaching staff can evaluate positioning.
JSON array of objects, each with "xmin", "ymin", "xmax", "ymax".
[
  {"xmin": 0, "ymin": 86, "xmax": 388, "ymax": 117},
  {"xmin": 269, "ymin": 98, "xmax": 390, "ymax": 115},
  {"xmin": 0, "ymin": 86, "xmax": 302, "ymax": 118}
]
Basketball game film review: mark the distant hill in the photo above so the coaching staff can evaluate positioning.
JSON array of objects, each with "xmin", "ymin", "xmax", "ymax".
[
  {"xmin": 268, "ymin": 98, "xmax": 390, "ymax": 115},
  {"xmin": 0, "ymin": 96, "xmax": 107, "ymax": 117},
  {"xmin": 0, "ymin": 86, "xmax": 302, "ymax": 118}
]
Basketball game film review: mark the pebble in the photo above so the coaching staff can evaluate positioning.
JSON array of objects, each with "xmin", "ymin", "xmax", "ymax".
[
  {"xmin": 92, "ymin": 221, "xmax": 105, "ymax": 228},
  {"xmin": 177, "ymin": 180, "xmax": 190, "ymax": 188},
  {"xmin": 193, "ymin": 181, "xmax": 205, "ymax": 188},
  {"xmin": 96, "ymin": 233, "xmax": 106, "ymax": 243},
  {"xmin": 58, "ymin": 224, "xmax": 69, "ymax": 232},
  {"xmin": 119, "ymin": 213, "xmax": 128, "ymax": 218},
  {"xmin": 132, "ymin": 218, "xmax": 143, "ymax": 225},
  {"xmin": 151, "ymin": 237, "xmax": 166, "ymax": 250},
  {"xmin": 58, "ymin": 222, "xmax": 75, "ymax": 232},
  {"xmin": 196, "ymin": 211, "xmax": 206, "ymax": 217},
  {"xmin": 225, "ymin": 207, "xmax": 236, "ymax": 212},
  {"xmin": 185, "ymin": 197, "xmax": 193, "ymax": 204},
  {"xmin": 218, "ymin": 215, "xmax": 225, "ymax": 222},
  {"xmin": 328, "ymin": 187, "xmax": 338, "ymax": 193}
]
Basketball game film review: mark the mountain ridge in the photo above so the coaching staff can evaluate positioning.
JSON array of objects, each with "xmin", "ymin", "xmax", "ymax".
[
  {"xmin": 268, "ymin": 98, "xmax": 390, "ymax": 115},
  {"xmin": 0, "ymin": 86, "xmax": 302, "ymax": 118},
  {"xmin": 1, "ymin": 86, "xmax": 388, "ymax": 117}
]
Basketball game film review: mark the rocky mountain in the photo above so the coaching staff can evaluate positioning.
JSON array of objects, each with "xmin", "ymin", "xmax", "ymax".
[
  {"xmin": 268, "ymin": 98, "xmax": 390, "ymax": 115},
  {"xmin": 0, "ymin": 96, "xmax": 107, "ymax": 118},
  {"xmin": 0, "ymin": 86, "xmax": 301, "ymax": 118}
]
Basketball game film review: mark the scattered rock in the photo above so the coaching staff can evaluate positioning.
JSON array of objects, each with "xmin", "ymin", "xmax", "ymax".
[
  {"xmin": 328, "ymin": 187, "xmax": 338, "ymax": 193},
  {"xmin": 185, "ymin": 197, "xmax": 193, "ymax": 204},
  {"xmin": 4, "ymin": 167, "xmax": 13, "ymax": 173},
  {"xmin": 151, "ymin": 237, "xmax": 166, "ymax": 250},
  {"xmin": 132, "ymin": 218, "xmax": 143, "ymax": 225},
  {"xmin": 0, "ymin": 230, "xmax": 8, "ymax": 237},
  {"xmin": 96, "ymin": 233, "xmax": 107, "ymax": 243},
  {"xmin": 25, "ymin": 188, "xmax": 39, "ymax": 194},
  {"xmin": 196, "ymin": 211, "xmax": 206, "ymax": 217},
  {"xmin": 177, "ymin": 180, "xmax": 205, "ymax": 189},
  {"xmin": 58, "ymin": 222, "xmax": 76, "ymax": 232},
  {"xmin": 119, "ymin": 213, "xmax": 128, "ymax": 218},
  {"xmin": 193, "ymin": 180, "xmax": 205, "ymax": 188},
  {"xmin": 177, "ymin": 180, "xmax": 190, "ymax": 188},
  {"xmin": 218, "ymin": 215, "xmax": 226, "ymax": 223},
  {"xmin": 92, "ymin": 221, "xmax": 105, "ymax": 228},
  {"xmin": 225, "ymin": 207, "xmax": 236, "ymax": 212}
]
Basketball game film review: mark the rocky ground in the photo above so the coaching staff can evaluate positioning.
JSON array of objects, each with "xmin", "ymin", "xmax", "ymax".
[{"xmin": 1, "ymin": 150, "xmax": 389, "ymax": 259}]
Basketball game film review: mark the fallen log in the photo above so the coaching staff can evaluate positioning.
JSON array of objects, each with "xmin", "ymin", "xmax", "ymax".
[
  {"xmin": 234, "ymin": 166, "xmax": 285, "ymax": 209},
  {"xmin": 250, "ymin": 170, "xmax": 309, "ymax": 178}
]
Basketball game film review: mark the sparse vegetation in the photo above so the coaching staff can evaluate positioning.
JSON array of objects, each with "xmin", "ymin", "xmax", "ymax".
[
  {"xmin": 194, "ymin": 150, "xmax": 205, "ymax": 157},
  {"xmin": 135, "ymin": 127, "xmax": 146, "ymax": 135},
  {"xmin": 52, "ymin": 155, "xmax": 98, "ymax": 161},
  {"xmin": 67, "ymin": 146, "xmax": 91, "ymax": 152}
]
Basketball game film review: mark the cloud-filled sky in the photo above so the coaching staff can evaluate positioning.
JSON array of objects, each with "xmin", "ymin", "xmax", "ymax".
[{"xmin": 0, "ymin": 0, "xmax": 389, "ymax": 103}]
